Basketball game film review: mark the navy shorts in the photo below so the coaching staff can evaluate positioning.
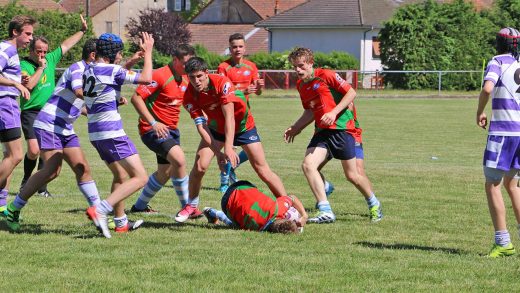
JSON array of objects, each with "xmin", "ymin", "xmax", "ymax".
[
  {"xmin": 141, "ymin": 129, "xmax": 180, "ymax": 165},
  {"xmin": 210, "ymin": 127, "xmax": 261, "ymax": 146},
  {"xmin": 308, "ymin": 129, "xmax": 356, "ymax": 160}
]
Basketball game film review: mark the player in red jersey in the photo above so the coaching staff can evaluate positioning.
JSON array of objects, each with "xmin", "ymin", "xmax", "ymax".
[
  {"xmin": 202, "ymin": 180, "xmax": 307, "ymax": 233},
  {"xmin": 216, "ymin": 33, "xmax": 265, "ymax": 193},
  {"xmin": 129, "ymin": 44, "xmax": 200, "ymax": 216},
  {"xmin": 174, "ymin": 57, "xmax": 288, "ymax": 222},
  {"xmin": 284, "ymin": 47, "xmax": 382, "ymax": 224}
]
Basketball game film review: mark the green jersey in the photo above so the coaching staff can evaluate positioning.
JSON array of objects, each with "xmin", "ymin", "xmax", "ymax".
[{"xmin": 20, "ymin": 47, "xmax": 62, "ymax": 111}]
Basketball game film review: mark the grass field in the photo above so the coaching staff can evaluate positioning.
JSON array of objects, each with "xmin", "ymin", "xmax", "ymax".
[{"xmin": 2, "ymin": 89, "xmax": 520, "ymax": 292}]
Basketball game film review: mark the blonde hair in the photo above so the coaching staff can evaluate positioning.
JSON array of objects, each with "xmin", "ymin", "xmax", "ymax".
[
  {"xmin": 288, "ymin": 47, "xmax": 314, "ymax": 64},
  {"xmin": 8, "ymin": 15, "xmax": 36, "ymax": 38},
  {"xmin": 267, "ymin": 219, "xmax": 299, "ymax": 234}
]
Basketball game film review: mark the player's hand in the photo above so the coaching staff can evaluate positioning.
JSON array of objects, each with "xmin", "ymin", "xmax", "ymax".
[
  {"xmin": 257, "ymin": 79, "xmax": 265, "ymax": 89},
  {"xmin": 139, "ymin": 32, "xmax": 154, "ymax": 54},
  {"xmin": 16, "ymin": 83, "xmax": 30, "ymax": 100},
  {"xmin": 216, "ymin": 152, "xmax": 228, "ymax": 171},
  {"xmin": 284, "ymin": 126, "xmax": 300, "ymax": 143},
  {"xmin": 118, "ymin": 97, "xmax": 128, "ymax": 105},
  {"xmin": 21, "ymin": 74, "xmax": 29, "ymax": 85},
  {"xmin": 153, "ymin": 122, "xmax": 169, "ymax": 139},
  {"xmin": 477, "ymin": 112, "xmax": 487, "ymax": 129},
  {"xmin": 320, "ymin": 112, "xmax": 336, "ymax": 126},
  {"xmin": 297, "ymin": 213, "xmax": 308, "ymax": 229},
  {"xmin": 246, "ymin": 83, "xmax": 257, "ymax": 95},
  {"xmin": 224, "ymin": 146, "xmax": 239, "ymax": 168},
  {"xmin": 79, "ymin": 14, "xmax": 88, "ymax": 32},
  {"xmin": 38, "ymin": 57, "xmax": 47, "ymax": 69}
]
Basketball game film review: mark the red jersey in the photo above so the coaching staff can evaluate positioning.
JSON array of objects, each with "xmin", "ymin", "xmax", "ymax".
[
  {"xmin": 135, "ymin": 64, "xmax": 189, "ymax": 135},
  {"xmin": 350, "ymin": 104, "xmax": 362, "ymax": 143},
  {"xmin": 296, "ymin": 68, "xmax": 355, "ymax": 132},
  {"xmin": 183, "ymin": 74, "xmax": 255, "ymax": 134},
  {"xmin": 217, "ymin": 58, "xmax": 259, "ymax": 97},
  {"xmin": 225, "ymin": 182, "xmax": 292, "ymax": 231}
]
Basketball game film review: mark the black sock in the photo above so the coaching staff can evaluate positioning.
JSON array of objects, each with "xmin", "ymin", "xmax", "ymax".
[{"xmin": 22, "ymin": 154, "xmax": 37, "ymax": 181}]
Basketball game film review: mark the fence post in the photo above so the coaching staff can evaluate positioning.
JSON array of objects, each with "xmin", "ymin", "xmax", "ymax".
[
  {"xmin": 352, "ymin": 71, "xmax": 358, "ymax": 90},
  {"xmin": 284, "ymin": 72, "xmax": 289, "ymax": 90},
  {"xmin": 438, "ymin": 71, "xmax": 442, "ymax": 95}
]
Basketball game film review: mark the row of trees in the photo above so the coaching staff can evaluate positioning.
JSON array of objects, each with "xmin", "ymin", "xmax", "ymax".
[{"xmin": 379, "ymin": 0, "xmax": 520, "ymax": 90}]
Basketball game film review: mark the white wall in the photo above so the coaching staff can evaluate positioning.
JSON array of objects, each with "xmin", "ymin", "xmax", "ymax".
[{"xmin": 269, "ymin": 27, "xmax": 382, "ymax": 71}]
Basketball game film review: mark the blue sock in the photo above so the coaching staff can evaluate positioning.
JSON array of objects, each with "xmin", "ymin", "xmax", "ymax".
[
  {"xmin": 172, "ymin": 176, "xmax": 189, "ymax": 207},
  {"xmin": 220, "ymin": 162, "xmax": 232, "ymax": 185},
  {"xmin": 113, "ymin": 214, "xmax": 128, "ymax": 228},
  {"xmin": 97, "ymin": 200, "xmax": 113, "ymax": 215},
  {"xmin": 365, "ymin": 194, "xmax": 380, "ymax": 209},
  {"xmin": 12, "ymin": 195, "xmax": 27, "ymax": 210},
  {"xmin": 0, "ymin": 189, "xmax": 8, "ymax": 207},
  {"xmin": 317, "ymin": 200, "xmax": 332, "ymax": 213},
  {"xmin": 215, "ymin": 210, "xmax": 233, "ymax": 226},
  {"xmin": 78, "ymin": 180, "xmax": 101, "ymax": 207},
  {"xmin": 135, "ymin": 173, "xmax": 163, "ymax": 210},
  {"xmin": 189, "ymin": 196, "xmax": 199, "ymax": 208},
  {"xmin": 495, "ymin": 230, "xmax": 511, "ymax": 247},
  {"xmin": 238, "ymin": 150, "xmax": 249, "ymax": 167}
]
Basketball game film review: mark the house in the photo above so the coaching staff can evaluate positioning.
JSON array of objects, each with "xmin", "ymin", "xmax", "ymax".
[
  {"xmin": 0, "ymin": 0, "xmax": 67, "ymax": 12},
  {"xmin": 60, "ymin": 0, "xmax": 189, "ymax": 41},
  {"xmin": 188, "ymin": 0, "xmax": 306, "ymax": 55},
  {"xmin": 256, "ymin": 0, "xmax": 494, "ymax": 73}
]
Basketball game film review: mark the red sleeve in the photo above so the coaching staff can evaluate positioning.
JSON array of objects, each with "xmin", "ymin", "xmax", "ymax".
[
  {"xmin": 217, "ymin": 77, "xmax": 236, "ymax": 105},
  {"xmin": 183, "ymin": 88, "xmax": 204, "ymax": 119},
  {"xmin": 275, "ymin": 196, "xmax": 293, "ymax": 218},
  {"xmin": 251, "ymin": 62, "xmax": 259, "ymax": 82},
  {"xmin": 323, "ymin": 69, "xmax": 351, "ymax": 96},
  {"xmin": 217, "ymin": 63, "xmax": 227, "ymax": 76},
  {"xmin": 135, "ymin": 70, "xmax": 162, "ymax": 100}
]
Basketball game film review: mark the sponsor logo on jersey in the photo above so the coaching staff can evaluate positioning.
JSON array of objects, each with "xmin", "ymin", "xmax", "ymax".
[
  {"xmin": 244, "ymin": 70, "xmax": 251, "ymax": 76},
  {"xmin": 313, "ymin": 83, "xmax": 320, "ymax": 90},
  {"xmin": 181, "ymin": 86, "xmax": 187, "ymax": 92},
  {"xmin": 335, "ymin": 73, "xmax": 345, "ymax": 83},
  {"xmin": 41, "ymin": 73, "xmax": 47, "ymax": 84},
  {"xmin": 185, "ymin": 103, "xmax": 193, "ymax": 112},
  {"xmin": 223, "ymin": 82, "xmax": 231, "ymax": 95},
  {"xmin": 127, "ymin": 70, "xmax": 137, "ymax": 77},
  {"xmin": 149, "ymin": 81, "xmax": 158, "ymax": 88}
]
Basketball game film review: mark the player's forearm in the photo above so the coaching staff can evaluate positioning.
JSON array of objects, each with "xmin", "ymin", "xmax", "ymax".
[
  {"xmin": 477, "ymin": 81, "xmax": 494, "ymax": 115},
  {"xmin": 222, "ymin": 103, "xmax": 236, "ymax": 150},
  {"xmin": 332, "ymin": 88, "xmax": 356, "ymax": 116},
  {"xmin": 137, "ymin": 50, "xmax": 153, "ymax": 84},
  {"xmin": 292, "ymin": 110, "xmax": 314, "ymax": 132},
  {"xmin": 61, "ymin": 31, "xmax": 85, "ymax": 55},
  {"xmin": 0, "ymin": 75, "xmax": 20, "ymax": 87},
  {"xmin": 130, "ymin": 93, "xmax": 155, "ymax": 124},
  {"xmin": 24, "ymin": 68, "xmax": 45, "ymax": 90}
]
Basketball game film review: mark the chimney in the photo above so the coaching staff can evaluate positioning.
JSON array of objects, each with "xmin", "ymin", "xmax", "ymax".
[{"xmin": 274, "ymin": 0, "xmax": 279, "ymax": 14}]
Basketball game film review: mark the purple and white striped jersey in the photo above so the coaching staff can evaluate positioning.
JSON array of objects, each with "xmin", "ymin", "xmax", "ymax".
[
  {"xmin": 484, "ymin": 54, "xmax": 520, "ymax": 136},
  {"xmin": 82, "ymin": 62, "xmax": 140, "ymax": 141},
  {"xmin": 33, "ymin": 60, "xmax": 87, "ymax": 135},
  {"xmin": 0, "ymin": 41, "xmax": 22, "ymax": 129}
]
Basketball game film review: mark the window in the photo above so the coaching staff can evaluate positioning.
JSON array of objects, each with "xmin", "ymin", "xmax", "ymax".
[
  {"xmin": 372, "ymin": 37, "xmax": 381, "ymax": 59},
  {"xmin": 106, "ymin": 21, "xmax": 112, "ymax": 34},
  {"xmin": 167, "ymin": 0, "xmax": 190, "ymax": 12}
]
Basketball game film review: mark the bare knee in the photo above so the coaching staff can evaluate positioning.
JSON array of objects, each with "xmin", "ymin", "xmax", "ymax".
[{"xmin": 301, "ymin": 160, "xmax": 316, "ymax": 175}]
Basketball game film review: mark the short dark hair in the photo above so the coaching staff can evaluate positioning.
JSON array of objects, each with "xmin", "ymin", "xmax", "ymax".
[
  {"xmin": 29, "ymin": 36, "xmax": 49, "ymax": 51},
  {"xmin": 8, "ymin": 15, "xmax": 36, "ymax": 38},
  {"xmin": 174, "ymin": 44, "xmax": 195, "ymax": 59},
  {"xmin": 184, "ymin": 57, "xmax": 208, "ymax": 74},
  {"xmin": 82, "ymin": 38, "xmax": 97, "ymax": 60},
  {"xmin": 229, "ymin": 33, "xmax": 245, "ymax": 43}
]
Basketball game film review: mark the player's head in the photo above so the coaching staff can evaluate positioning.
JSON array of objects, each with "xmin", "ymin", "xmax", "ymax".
[
  {"xmin": 288, "ymin": 47, "xmax": 314, "ymax": 81},
  {"xmin": 173, "ymin": 44, "xmax": 196, "ymax": 73},
  {"xmin": 229, "ymin": 33, "xmax": 246, "ymax": 60},
  {"xmin": 8, "ymin": 15, "xmax": 36, "ymax": 49},
  {"xmin": 185, "ymin": 57, "xmax": 209, "ymax": 92},
  {"xmin": 266, "ymin": 219, "xmax": 299, "ymax": 234},
  {"xmin": 496, "ymin": 27, "xmax": 520, "ymax": 59},
  {"xmin": 29, "ymin": 36, "xmax": 49, "ymax": 60},
  {"xmin": 82, "ymin": 38, "xmax": 97, "ymax": 62},
  {"xmin": 96, "ymin": 33, "xmax": 124, "ymax": 64}
]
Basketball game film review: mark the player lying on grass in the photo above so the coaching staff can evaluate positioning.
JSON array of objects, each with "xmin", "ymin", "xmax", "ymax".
[{"xmin": 203, "ymin": 180, "xmax": 307, "ymax": 233}]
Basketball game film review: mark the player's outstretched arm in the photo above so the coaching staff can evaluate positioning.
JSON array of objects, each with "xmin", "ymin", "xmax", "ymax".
[
  {"xmin": 136, "ymin": 32, "xmax": 154, "ymax": 84},
  {"xmin": 222, "ymin": 102, "xmax": 239, "ymax": 167},
  {"xmin": 60, "ymin": 14, "xmax": 88, "ymax": 55},
  {"xmin": 476, "ymin": 80, "xmax": 494, "ymax": 130},
  {"xmin": 0, "ymin": 76, "xmax": 30, "ymax": 100},
  {"xmin": 290, "ymin": 195, "xmax": 308, "ymax": 228},
  {"xmin": 284, "ymin": 109, "xmax": 314, "ymax": 143}
]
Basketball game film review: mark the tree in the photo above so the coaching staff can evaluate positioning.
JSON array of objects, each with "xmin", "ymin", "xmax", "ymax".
[
  {"xmin": 126, "ymin": 8, "xmax": 191, "ymax": 56},
  {"xmin": 379, "ymin": 0, "xmax": 496, "ymax": 90}
]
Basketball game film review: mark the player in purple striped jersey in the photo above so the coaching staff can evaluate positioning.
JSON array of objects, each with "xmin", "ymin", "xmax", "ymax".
[
  {"xmin": 0, "ymin": 15, "xmax": 34, "ymax": 217},
  {"xmin": 84, "ymin": 32, "xmax": 154, "ymax": 238},
  {"xmin": 477, "ymin": 27, "xmax": 520, "ymax": 258}
]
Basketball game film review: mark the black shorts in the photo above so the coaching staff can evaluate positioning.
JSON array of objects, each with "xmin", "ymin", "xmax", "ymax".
[
  {"xmin": 21, "ymin": 109, "xmax": 40, "ymax": 139},
  {"xmin": 308, "ymin": 129, "xmax": 356, "ymax": 160},
  {"xmin": 141, "ymin": 129, "xmax": 180, "ymax": 165},
  {"xmin": 0, "ymin": 127, "xmax": 22, "ymax": 143}
]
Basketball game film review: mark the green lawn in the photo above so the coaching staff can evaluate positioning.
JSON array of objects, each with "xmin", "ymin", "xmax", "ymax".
[{"xmin": 2, "ymin": 90, "xmax": 519, "ymax": 292}]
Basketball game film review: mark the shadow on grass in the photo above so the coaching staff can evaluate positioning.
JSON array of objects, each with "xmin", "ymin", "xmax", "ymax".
[
  {"xmin": 142, "ymin": 220, "xmax": 231, "ymax": 231},
  {"xmin": 355, "ymin": 241, "xmax": 466, "ymax": 255}
]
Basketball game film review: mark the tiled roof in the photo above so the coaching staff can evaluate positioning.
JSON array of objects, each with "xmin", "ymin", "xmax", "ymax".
[
  {"xmin": 0, "ymin": 0, "xmax": 67, "ymax": 12},
  {"xmin": 256, "ymin": 0, "xmax": 362, "ymax": 28},
  {"xmin": 244, "ymin": 0, "xmax": 307, "ymax": 19},
  {"xmin": 59, "ymin": 0, "xmax": 116, "ymax": 17},
  {"xmin": 188, "ymin": 24, "xmax": 268, "ymax": 55}
]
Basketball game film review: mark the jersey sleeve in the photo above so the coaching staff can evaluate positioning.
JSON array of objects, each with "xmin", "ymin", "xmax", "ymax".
[
  {"xmin": 69, "ymin": 63, "xmax": 84, "ymax": 91},
  {"xmin": 183, "ymin": 90, "xmax": 204, "ymax": 119},
  {"xmin": 323, "ymin": 70, "xmax": 351, "ymax": 95},
  {"xmin": 251, "ymin": 63, "xmax": 259, "ymax": 82},
  {"xmin": 218, "ymin": 78, "xmax": 236, "ymax": 104},
  {"xmin": 0, "ymin": 48, "xmax": 8, "ymax": 72},
  {"xmin": 46, "ymin": 47, "xmax": 63, "ymax": 66},
  {"xmin": 114, "ymin": 66, "xmax": 140, "ymax": 85},
  {"xmin": 484, "ymin": 58, "xmax": 501, "ymax": 85},
  {"xmin": 275, "ymin": 196, "xmax": 293, "ymax": 218},
  {"xmin": 135, "ymin": 71, "xmax": 162, "ymax": 100},
  {"xmin": 217, "ymin": 63, "xmax": 228, "ymax": 76}
]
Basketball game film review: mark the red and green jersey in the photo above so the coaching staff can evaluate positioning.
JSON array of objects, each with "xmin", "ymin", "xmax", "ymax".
[
  {"xmin": 225, "ymin": 182, "xmax": 292, "ymax": 231},
  {"xmin": 296, "ymin": 68, "xmax": 355, "ymax": 132},
  {"xmin": 183, "ymin": 74, "xmax": 255, "ymax": 134},
  {"xmin": 350, "ymin": 104, "xmax": 362, "ymax": 143},
  {"xmin": 217, "ymin": 58, "xmax": 259, "ymax": 99},
  {"xmin": 135, "ymin": 64, "xmax": 188, "ymax": 135}
]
